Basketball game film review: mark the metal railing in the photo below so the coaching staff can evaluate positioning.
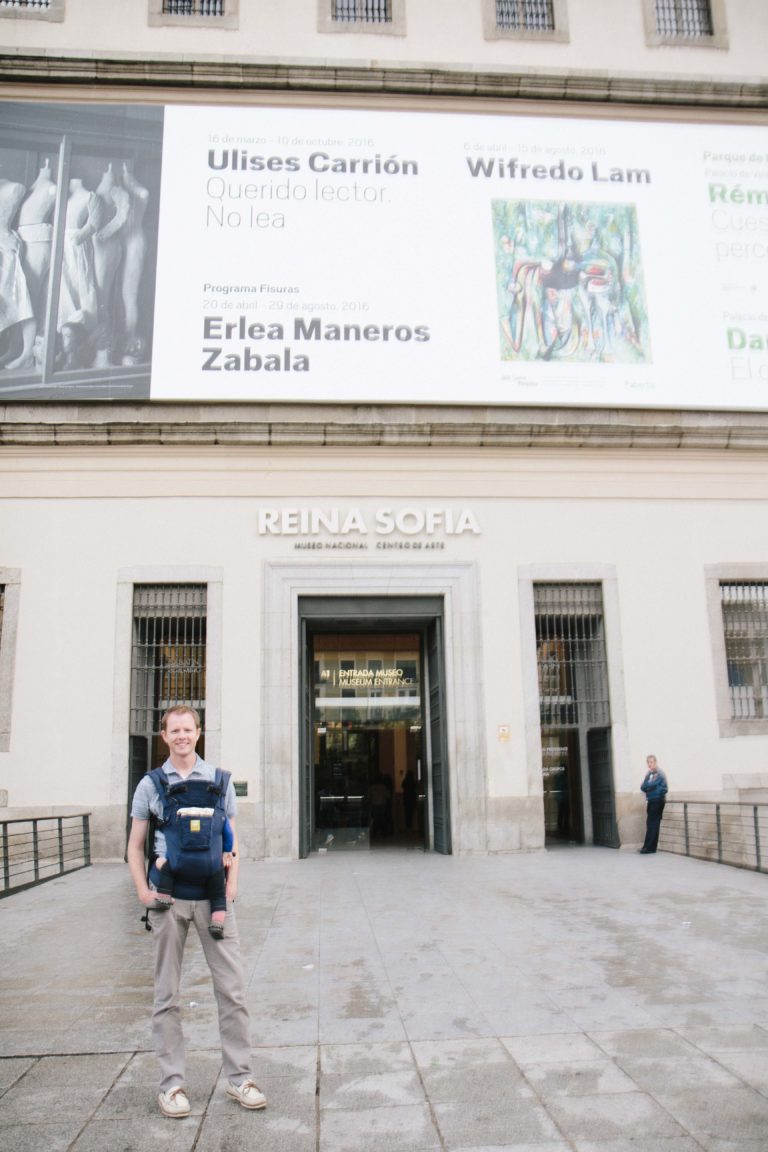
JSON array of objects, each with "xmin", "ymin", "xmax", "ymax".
[
  {"xmin": 1, "ymin": 813, "xmax": 91, "ymax": 897},
  {"xmin": 659, "ymin": 800, "xmax": 768, "ymax": 873}
]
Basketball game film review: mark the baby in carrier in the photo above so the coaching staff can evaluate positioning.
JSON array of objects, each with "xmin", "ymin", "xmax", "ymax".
[
  {"xmin": 147, "ymin": 766, "xmax": 234, "ymax": 940},
  {"xmin": 153, "ymin": 814, "xmax": 234, "ymax": 939}
]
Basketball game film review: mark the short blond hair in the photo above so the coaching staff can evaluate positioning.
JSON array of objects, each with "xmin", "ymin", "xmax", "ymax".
[{"xmin": 160, "ymin": 705, "xmax": 201, "ymax": 732}]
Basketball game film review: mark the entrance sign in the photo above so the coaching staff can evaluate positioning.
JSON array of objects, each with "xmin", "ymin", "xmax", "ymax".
[
  {"xmin": 256, "ymin": 506, "xmax": 481, "ymax": 536},
  {"xmin": 1, "ymin": 100, "xmax": 767, "ymax": 408}
]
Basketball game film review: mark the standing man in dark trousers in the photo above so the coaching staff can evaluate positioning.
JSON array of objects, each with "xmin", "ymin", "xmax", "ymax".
[
  {"xmin": 639, "ymin": 754, "xmax": 668, "ymax": 854},
  {"xmin": 127, "ymin": 705, "xmax": 266, "ymax": 1119}
]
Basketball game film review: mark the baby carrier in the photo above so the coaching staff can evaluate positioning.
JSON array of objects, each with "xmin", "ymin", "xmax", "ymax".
[{"xmin": 146, "ymin": 766, "xmax": 231, "ymax": 899}]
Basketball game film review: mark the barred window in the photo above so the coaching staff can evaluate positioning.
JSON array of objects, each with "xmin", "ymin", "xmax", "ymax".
[
  {"xmin": 655, "ymin": 0, "xmax": 713, "ymax": 37},
  {"xmin": 162, "ymin": 0, "xmax": 224, "ymax": 13},
  {"xmin": 149, "ymin": 0, "xmax": 237, "ymax": 27},
  {"xmin": 721, "ymin": 582, "xmax": 768, "ymax": 720},
  {"xmin": 643, "ymin": 0, "xmax": 725, "ymax": 47},
  {"xmin": 496, "ymin": 0, "xmax": 555, "ymax": 31},
  {"xmin": 0, "ymin": 0, "xmax": 63, "ymax": 19},
  {"xmin": 320, "ymin": 0, "xmax": 403, "ymax": 34},
  {"xmin": 484, "ymin": 0, "xmax": 566, "ymax": 41},
  {"xmin": 131, "ymin": 584, "xmax": 207, "ymax": 732},
  {"xmin": 128, "ymin": 584, "xmax": 207, "ymax": 798},
  {"xmin": 534, "ymin": 583, "xmax": 611, "ymax": 729},
  {"xmin": 333, "ymin": 0, "xmax": 391, "ymax": 21}
]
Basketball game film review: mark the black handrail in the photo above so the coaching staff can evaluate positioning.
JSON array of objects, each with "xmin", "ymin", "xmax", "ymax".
[
  {"xmin": 1, "ymin": 813, "xmax": 91, "ymax": 897},
  {"xmin": 659, "ymin": 800, "xmax": 768, "ymax": 874}
]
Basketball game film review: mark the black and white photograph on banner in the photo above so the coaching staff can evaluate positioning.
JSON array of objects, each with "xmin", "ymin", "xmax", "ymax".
[{"xmin": 0, "ymin": 102, "xmax": 163, "ymax": 401}]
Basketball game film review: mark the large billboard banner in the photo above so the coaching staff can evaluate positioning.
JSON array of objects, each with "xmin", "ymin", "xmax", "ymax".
[{"xmin": 0, "ymin": 100, "xmax": 766, "ymax": 408}]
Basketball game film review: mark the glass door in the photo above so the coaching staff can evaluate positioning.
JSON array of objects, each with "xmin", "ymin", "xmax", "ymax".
[{"xmin": 311, "ymin": 633, "xmax": 426, "ymax": 851}]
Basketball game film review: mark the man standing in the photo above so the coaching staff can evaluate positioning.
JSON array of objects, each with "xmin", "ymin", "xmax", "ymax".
[
  {"xmin": 126, "ymin": 705, "xmax": 266, "ymax": 1119},
  {"xmin": 639, "ymin": 754, "xmax": 668, "ymax": 855}
]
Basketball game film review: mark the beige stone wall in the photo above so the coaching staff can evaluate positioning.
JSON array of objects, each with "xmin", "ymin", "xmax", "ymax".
[
  {"xmin": 2, "ymin": 408, "xmax": 768, "ymax": 858},
  {"xmin": 0, "ymin": 0, "xmax": 765, "ymax": 93},
  {"xmin": 0, "ymin": 0, "xmax": 765, "ymax": 862}
]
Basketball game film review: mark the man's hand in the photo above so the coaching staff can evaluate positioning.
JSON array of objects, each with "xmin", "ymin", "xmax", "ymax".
[{"xmin": 139, "ymin": 889, "xmax": 172, "ymax": 909}]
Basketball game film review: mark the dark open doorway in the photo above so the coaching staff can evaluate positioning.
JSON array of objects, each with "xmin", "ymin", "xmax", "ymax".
[
  {"xmin": 298, "ymin": 597, "xmax": 451, "ymax": 856},
  {"xmin": 312, "ymin": 632, "xmax": 425, "ymax": 851},
  {"xmin": 535, "ymin": 582, "xmax": 619, "ymax": 848}
]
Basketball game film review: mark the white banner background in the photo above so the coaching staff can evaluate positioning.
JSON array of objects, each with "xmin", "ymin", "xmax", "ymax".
[{"xmin": 151, "ymin": 104, "xmax": 768, "ymax": 409}]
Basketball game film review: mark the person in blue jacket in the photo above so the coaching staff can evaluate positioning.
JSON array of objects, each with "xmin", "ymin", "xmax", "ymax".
[{"xmin": 639, "ymin": 754, "xmax": 668, "ymax": 854}]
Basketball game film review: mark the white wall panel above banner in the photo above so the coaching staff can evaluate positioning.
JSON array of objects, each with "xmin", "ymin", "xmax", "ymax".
[{"xmin": 1, "ymin": 100, "xmax": 767, "ymax": 409}]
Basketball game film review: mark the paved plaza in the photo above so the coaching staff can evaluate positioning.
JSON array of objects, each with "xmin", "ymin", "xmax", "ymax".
[{"xmin": 1, "ymin": 846, "xmax": 767, "ymax": 1151}]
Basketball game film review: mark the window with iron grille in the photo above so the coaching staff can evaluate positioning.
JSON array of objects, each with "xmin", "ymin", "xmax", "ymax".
[
  {"xmin": 333, "ymin": 0, "xmax": 391, "ymax": 22},
  {"xmin": 0, "ymin": 0, "xmax": 64, "ymax": 20},
  {"xmin": 149, "ymin": 0, "xmax": 237, "ymax": 28},
  {"xmin": 496, "ymin": 0, "xmax": 555, "ymax": 31},
  {"xmin": 162, "ymin": 0, "xmax": 224, "ymax": 14},
  {"xmin": 319, "ymin": 0, "xmax": 404, "ymax": 34},
  {"xmin": 484, "ymin": 0, "xmax": 567, "ymax": 41},
  {"xmin": 720, "ymin": 582, "xmax": 768, "ymax": 720},
  {"xmin": 128, "ymin": 585, "xmax": 207, "ymax": 798},
  {"xmin": 642, "ymin": 0, "xmax": 725, "ymax": 47},
  {"xmin": 655, "ymin": 0, "xmax": 713, "ymax": 37},
  {"xmin": 534, "ymin": 583, "xmax": 611, "ymax": 728}
]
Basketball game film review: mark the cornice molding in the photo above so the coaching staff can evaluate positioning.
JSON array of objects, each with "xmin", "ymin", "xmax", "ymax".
[
  {"xmin": 0, "ymin": 53, "xmax": 766, "ymax": 109},
  {"xmin": 2, "ymin": 405, "xmax": 768, "ymax": 451}
]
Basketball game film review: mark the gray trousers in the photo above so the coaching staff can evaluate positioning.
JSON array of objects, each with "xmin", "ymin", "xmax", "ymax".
[{"xmin": 148, "ymin": 898, "xmax": 252, "ymax": 1093}]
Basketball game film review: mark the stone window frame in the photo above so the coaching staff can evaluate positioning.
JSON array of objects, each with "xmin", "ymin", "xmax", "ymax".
[
  {"xmin": 706, "ymin": 564, "xmax": 768, "ymax": 738},
  {"xmin": 111, "ymin": 567, "xmax": 224, "ymax": 807},
  {"xmin": 0, "ymin": 569, "xmax": 21, "ymax": 754},
  {"xmin": 317, "ymin": 0, "xmax": 406, "ymax": 37},
  {"xmin": 641, "ymin": 0, "xmax": 728, "ymax": 49},
  {"xmin": 483, "ymin": 0, "xmax": 569, "ymax": 43},
  {"xmin": 0, "ymin": 0, "xmax": 64, "ymax": 22},
  {"xmin": 518, "ymin": 564, "xmax": 630, "ymax": 821},
  {"xmin": 148, "ymin": 0, "xmax": 239, "ymax": 31}
]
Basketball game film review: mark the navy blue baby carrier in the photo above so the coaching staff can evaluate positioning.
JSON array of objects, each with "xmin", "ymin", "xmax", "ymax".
[{"xmin": 147, "ymin": 766, "xmax": 231, "ymax": 900}]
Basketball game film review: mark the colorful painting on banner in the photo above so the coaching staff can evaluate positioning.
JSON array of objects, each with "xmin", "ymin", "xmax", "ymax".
[{"xmin": 492, "ymin": 199, "xmax": 651, "ymax": 366}]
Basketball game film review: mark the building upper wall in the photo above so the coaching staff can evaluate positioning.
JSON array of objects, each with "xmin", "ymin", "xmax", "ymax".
[{"xmin": 0, "ymin": 0, "xmax": 766, "ymax": 93}]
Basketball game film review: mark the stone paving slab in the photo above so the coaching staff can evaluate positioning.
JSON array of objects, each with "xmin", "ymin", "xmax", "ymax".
[{"xmin": 1, "ymin": 847, "xmax": 767, "ymax": 1150}]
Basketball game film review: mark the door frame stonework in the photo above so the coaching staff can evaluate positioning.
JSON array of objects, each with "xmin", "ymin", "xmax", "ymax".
[{"xmin": 262, "ymin": 562, "xmax": 485, "ymax": 859}]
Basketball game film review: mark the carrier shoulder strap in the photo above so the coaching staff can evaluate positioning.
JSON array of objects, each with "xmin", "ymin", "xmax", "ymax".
[
  {"xmin": 147, "ymin": 767, "xmax": 173, "ymax": 823},
  {"xmin": 211, "ymin": 768, "xmax": 231, "ymax": 809},
  {"xmin": 147, "ymin": 766, "xmax": 189, "ymax": 813}
]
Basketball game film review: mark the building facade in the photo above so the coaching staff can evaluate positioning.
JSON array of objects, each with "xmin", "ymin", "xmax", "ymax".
[{"xmin": 0, "ymin": 1, "xmax": 767, "ymax": 861}]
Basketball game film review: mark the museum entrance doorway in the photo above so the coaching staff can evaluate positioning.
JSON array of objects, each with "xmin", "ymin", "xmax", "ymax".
[{"xmin": 298, "ymin": 598, "xmax": 451, "ymax": 856}]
